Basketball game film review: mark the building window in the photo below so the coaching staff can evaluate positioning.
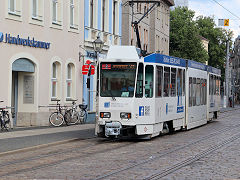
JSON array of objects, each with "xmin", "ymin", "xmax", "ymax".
[
  {"xmin": 90, "ymin": 0, "xmax": 94, "ymax": 28},
  {"xmin": 52, "ymin": 0, "xmax": 58, "ymax": 23},
  {"xmin": 102, "ymin": 0, "xmax": 105, "ymax": 31},
  {"xmin": 70, "ymin": 0, "xmax": 74, "ymax": 26},
  {"xmin": 66, "ymin": 64, "xmax": 72, "ymax": 98},
  {"xmin": 51, "ymin": 62, "xmax": 58, "ymax": 98},
  {"xmin": 32, "ymin": 0, "xmax": 37, "ymax": 18},
  {"xmin": 9, "ymin": 0, "xmax": 15, "ymax": 13},
  {"xmin": 113, "ymin": 1, "xmax": 117, "ymax": 35}
]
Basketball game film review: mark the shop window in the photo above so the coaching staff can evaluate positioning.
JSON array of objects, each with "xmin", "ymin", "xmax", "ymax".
[
  {"xmin": 164, "ymin": 67, "xmax": 170, "ymax": 97},
  {"xmin": 51, "ymin": 62, "xmax": 58, "ymax": 99},
  {"xmin": 145, "ymin": 65, "xmax": 154, "ymax": 98},
  {"xmin": 156, "ymin": 66, "xmax": 163, "ymax": 97},
  {"xmin": 66, "ymin": 63, "xmax": 75, "ymax": 99},
  {"xmin": 171, "ymin": 68, "xmax": 176, "ymax": 97}
]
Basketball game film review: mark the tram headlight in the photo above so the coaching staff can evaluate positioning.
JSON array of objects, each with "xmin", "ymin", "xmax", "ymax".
[
  {"xmin": 120, "ymin": 112, "xmax": 131, "ymax": 119},
  {"xmin": 100, "ymin": 112, "xmax": 111, "ymax": 118}
]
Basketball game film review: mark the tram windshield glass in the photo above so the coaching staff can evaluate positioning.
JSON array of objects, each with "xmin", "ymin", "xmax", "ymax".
[{"xmin": 100, "ymin": 62, "xmax": 137, "ymax": 97}]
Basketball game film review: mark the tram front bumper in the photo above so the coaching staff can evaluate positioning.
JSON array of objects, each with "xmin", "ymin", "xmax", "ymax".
[{"xmin": 105, "ymin": 122, "xmax": 122, "ymax": 137}]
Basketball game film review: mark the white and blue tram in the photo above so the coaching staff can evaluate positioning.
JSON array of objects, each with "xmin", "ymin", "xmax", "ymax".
[{"xmin": 95, "ymin": 46, "xmax": 221, "ymax": 139}]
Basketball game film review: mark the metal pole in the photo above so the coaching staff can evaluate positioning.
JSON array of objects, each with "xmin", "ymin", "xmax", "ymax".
[{"xmin": 225, "ymin": 40, "xmax": 230, "ymax": 107}]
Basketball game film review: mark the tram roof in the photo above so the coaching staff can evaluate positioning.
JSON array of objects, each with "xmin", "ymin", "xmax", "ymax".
[
  {"xmin": 144, "ymin": 53, "xmax": 221, "ymax": 75},
  {"xmin": 104, "ymin": 46, "xmax": 141, "ymax": 62}
]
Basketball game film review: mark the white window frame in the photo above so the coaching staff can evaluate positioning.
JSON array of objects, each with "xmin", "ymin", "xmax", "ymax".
[
  {"xmin": 66, "ymin": 64, "xmax": 72, "ymax": 99},
  {"xmin": 32, "ymin": 0, "xmax": 38, "ymax": 18},
  {"xmin": 9, "ymin": 0, "xmax": 16, "ymax": 13},
  {"xmin": 70, "ymin": 0, "xmax": 74, "ymax": 27},
  {"xmin": 51, "ymin": 62, "xmax": 58, "ymax": 99},
  {"xmin": 52, "ymin": 0, "xmax": 58, "ymax": 23}
]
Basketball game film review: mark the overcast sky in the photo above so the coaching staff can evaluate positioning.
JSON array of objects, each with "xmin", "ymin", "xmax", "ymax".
[{"xmin": 189, "ymin": 0, "xmax": 240, "ymax": 39}]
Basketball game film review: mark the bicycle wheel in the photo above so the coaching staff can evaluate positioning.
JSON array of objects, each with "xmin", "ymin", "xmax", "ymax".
[
  {"xmin": 49, "ymin": 112, "xmax": 64, "ymax": 127},
  {"xmin": 79, "ymin": 109, "xmax": 87, "ymax": 123},
  {"xmin": 3, "ymin": 113, "xmax": 10, "ymax": 131},
  {"xmin": 64, "ymin": 110, "xmax": 79, "ymax": 125}
]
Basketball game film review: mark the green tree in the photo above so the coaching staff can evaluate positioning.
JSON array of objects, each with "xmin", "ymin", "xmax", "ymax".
[
  {"xmin": 170, "ymin": 7, "xmax": 208, "ymax": 63},
  {"xmin": 196, "ymin": 16, "xmax": 233, "ymax": 80}
]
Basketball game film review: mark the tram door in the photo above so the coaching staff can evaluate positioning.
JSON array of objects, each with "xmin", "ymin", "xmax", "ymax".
[{"xmin": 135, "ymin": 63, "xmax": 155, "ymax": 125}]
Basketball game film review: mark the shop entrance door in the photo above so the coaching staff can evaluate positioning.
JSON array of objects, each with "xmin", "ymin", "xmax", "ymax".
[{"xmin": 12, "ymin": 58, "xmax": 35, "ymax": 126}]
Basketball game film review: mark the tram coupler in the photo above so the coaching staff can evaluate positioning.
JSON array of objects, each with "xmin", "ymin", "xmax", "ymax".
[{"xmin": 105, "ymin": 122, "xmax": 122, "ymax": 137}]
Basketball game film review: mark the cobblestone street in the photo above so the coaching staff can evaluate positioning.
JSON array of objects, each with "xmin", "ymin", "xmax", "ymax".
[{"xmin": 0, "ymin": 109, "xmax": 240, "ymax": 180}]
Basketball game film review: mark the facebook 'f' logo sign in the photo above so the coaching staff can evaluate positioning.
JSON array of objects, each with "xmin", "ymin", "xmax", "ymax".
[
  {"xmin": 0, "ymin": 32, "xmax": 3, "ymax": 42},
  {"xmin": 139, "ymin": 106, "xmax": 144, "ymax": 116}
]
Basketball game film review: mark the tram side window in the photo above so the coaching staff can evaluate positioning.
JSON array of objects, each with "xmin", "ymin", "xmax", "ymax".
[
  {"xmin": 193, "ymin": 78, "xmax": 196, "ymax": 106},
  {"xmin": 200, "ymin": 79, "xmax": 204, "ymax": 105},
  {"xmin": 156, "ymin": 66, "xmax": 163, "ymax": 97},
  {"xmin": 177, "ymin": 69, "xmax": 182, "ymax": 97},
  {"xmin": 214, "ymin": 76, "xmax": 216, "ymax": 95},
  {"xmin": 164, "ymin": 67, "xmax": 170, "ymax": 97},
  {"xmin": 204, "ymin": 79, "xmax": 207, "ymax": 105},
  {"xmin": 209, "ymin": 75, "xmax": 213, "ymax": 95},
  {"xmin": 216, "ymin": 76, "xmax": 220, "ymax": 95},
  {"xmin": 196, "ymin": 78, "xmax": 201, "ymax": 106},
  {"xmin": 189, "ymin": 77, "xmax": 192, "ymax": 107},
  {"xmin": 171, "ymin": 68, "xmax": 176, "ymax": 97},
  {"xmin": 135, "ymin": 63, "xmax": 143, "ymax": 98},
  {"xmin": 145, "ymin": 65, "xmax": 154, "ymax": 98},
  {"xmin": 183, "ymin": 70, "xmax": 185, "ymax": 96}
]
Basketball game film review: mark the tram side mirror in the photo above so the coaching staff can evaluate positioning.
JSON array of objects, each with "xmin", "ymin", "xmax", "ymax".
[{"xmin": 87, "ymin": 78, "xmax": 90, "ymax": 89}]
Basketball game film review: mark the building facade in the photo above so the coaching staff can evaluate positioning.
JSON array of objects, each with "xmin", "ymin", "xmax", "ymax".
[
  {"xmin": 83, "ymin": 0, "xmax": 122, "ymax": 113},
  {"xmin": 0, "ymin": 0, "xmax": 84, "ymax": 127},
  {"xmin": 231, "ymin": 35, "xmax": 240, "ymax": 103},
  {"xmin": 121, "ymin": 0, "xmax": 174, "ymax": 56}
]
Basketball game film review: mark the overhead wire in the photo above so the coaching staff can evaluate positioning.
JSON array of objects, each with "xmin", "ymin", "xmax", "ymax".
[{"xmin": 210, "ymin": 0, "xmax": 240, "ymax": 20}]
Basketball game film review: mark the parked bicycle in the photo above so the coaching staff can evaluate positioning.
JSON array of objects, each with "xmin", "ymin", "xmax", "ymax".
[
  {"xmin": 0, "ymin": 101, "xmax": 11, "ymax": 131},
  {"xmin": 64, "ymin": 99, "xmax": 88, "ymax": 125},
  {"xmin": 49, "ymin": 99, "xmax": 68, "ymax": 127}
]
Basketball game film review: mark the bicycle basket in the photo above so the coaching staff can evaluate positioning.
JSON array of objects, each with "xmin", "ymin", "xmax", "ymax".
[{"xmin": 79, "ymin": 104, "xmax": 87, "ymax": 110}]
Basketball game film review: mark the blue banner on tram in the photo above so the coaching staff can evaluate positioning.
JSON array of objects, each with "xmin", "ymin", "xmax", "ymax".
[{"xmin": 144, "ymin": 54, "xmax": 186, "ymax": 67}]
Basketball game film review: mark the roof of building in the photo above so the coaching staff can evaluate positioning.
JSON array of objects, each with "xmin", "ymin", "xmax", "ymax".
[{"xmin": 163, "ymin": 0, "xmax": 175, "ymax": 6}]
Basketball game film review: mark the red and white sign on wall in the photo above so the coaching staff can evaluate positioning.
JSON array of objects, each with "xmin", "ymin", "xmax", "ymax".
[{"xmin": 82, "ymin": 60, "xmax": 95, "ymax": 75}]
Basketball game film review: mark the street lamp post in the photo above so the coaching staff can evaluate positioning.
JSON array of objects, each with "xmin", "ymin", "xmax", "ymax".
[{"xmin": 92, "ymin": 35, "xmax": 103, "ymax": 123}]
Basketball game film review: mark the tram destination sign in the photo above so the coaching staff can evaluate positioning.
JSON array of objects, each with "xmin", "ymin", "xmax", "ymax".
[
  {"xmin": 101, "ymin": 63, "xmax": 136, "ymax": 70},
  {"xmin": 0, "ymin": 32, "xmax": 50, "ymax": 49}
]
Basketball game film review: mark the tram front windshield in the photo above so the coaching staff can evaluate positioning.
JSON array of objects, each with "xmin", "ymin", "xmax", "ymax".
[{"xmin": 100, "ymin": 62, "xmax": 137, "ymax": 97}]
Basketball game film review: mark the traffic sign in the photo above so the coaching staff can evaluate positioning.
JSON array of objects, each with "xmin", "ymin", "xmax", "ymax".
[{"xmin": 224, "ymin": 19, "xmax": 229, "ymax": 26}]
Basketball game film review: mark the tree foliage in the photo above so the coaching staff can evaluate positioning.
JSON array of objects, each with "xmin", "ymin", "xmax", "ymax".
[
  {"xmin": 170, "ymin": 7, "xmax": 233, "ymax": 75},
  {"xmin": 170, "ymin": 7, "xmax": 208, "ymax": 63},
  {"xmin": 196, "ymin": 16, "xmax": 233, "ymax": 79}
]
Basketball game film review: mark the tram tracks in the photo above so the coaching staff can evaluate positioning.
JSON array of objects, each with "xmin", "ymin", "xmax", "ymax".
[
  {"xmin": 95, "ymin": 111, "xmax": 240, "ymax": 180},
  {"xmin": 145, "ymin": 132, "xmax": 240, "ymax": 180},
  {"xmin": 0, "ymin": 138, "xmax": 134, "ymax": 177},
  {"xmin": 0, "ymin": 110, "xmax": 239, "ymax": 179}
]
